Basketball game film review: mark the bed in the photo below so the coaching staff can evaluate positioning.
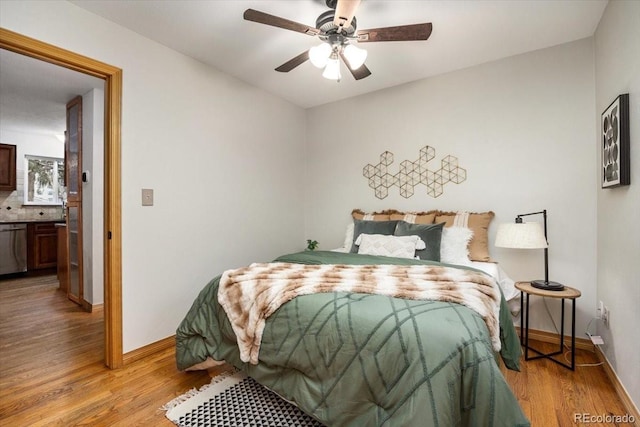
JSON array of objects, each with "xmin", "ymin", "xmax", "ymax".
[{"xmin": 175, "ymin": 249, "xmax": 530, "ymax": 426}]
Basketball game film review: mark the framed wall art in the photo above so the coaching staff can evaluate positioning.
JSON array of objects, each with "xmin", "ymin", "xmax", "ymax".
[{"xmin": 601, "ymin": 93, "xmax": 630, "ymax": 188}]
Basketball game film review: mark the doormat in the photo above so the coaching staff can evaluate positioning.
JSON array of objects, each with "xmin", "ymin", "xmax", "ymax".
[{"xmin": 163, "ymin": 369, "xmax": 324, "ymax": 426}]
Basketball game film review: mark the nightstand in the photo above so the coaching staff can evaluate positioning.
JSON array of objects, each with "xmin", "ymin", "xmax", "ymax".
[{"xmin": 515, "ymin": 281, "xmax": 581, "ymax": 370}]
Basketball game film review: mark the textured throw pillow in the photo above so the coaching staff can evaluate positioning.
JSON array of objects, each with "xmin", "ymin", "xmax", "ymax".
[
  {"xmin": 350, "ymin": 219, "xmax": 398, "ymax": 253},
  {"xmin": 440, "ymin": 226, "xmax": 473, "ymax": 265},
  {"xmin": 343, "ymin": 210, "xmax": 397, "ymax": 250},
  {"xmin": 389, "ymin": 211, "xmax": 437, "ymax": 224},
  {"xmin": 435, "ymin": 211, "xmax": 494, "ymax": 261},
  {"xmin": 351, "ymin": 209, "xmax": 393, "ymax": 221},
  {"xmin": 394, "ymin": 221, "xmax": 444, "ymax": 261},
  {"xmin": 356, "ymin": 234, "xmax": 425, "ymax": 259},
  {"xmin": 341, "ymin": 222, "xmax": 355, "ymax": 250}
]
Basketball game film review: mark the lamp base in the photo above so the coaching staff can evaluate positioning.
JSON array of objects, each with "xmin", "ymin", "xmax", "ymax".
[{"xmin": 531, "ymin": 279, "xmax": 565, "ymax": 291}]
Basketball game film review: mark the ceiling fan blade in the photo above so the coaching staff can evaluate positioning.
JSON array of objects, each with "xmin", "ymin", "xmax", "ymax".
[
  {"xmin": 357, "ymin": 23, "xmax": 433, "ymax": 43},
  {"xmin": 244, "ymin": 9, "xmax": 320, "ymax": 36},
  {"xmin": 275, "ymin": 50, "xmax": 310, "ymax": 73},
  {"xmin": 333, "ymin": 0, "xmax": 361, "ymax": 30},
  {"xmin": 339, "ymin": 51, "xmax": 371, "ymax": 80}
]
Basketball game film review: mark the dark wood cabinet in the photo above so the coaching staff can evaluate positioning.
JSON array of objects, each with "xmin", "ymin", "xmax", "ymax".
[
  {"xmin": 66, "ymin": 97, "xmax": 82, "ymax": 203},
  {"xmin": 57, "ymin": 224, "xmax": 68, "ymax": 292},
  {"xmin": 27, "ymin": 222, "xmax": 59, "ymax": 270},
  {"xmin": 0, "ymin": 143, "xmax": 17, "ymax": 191}
]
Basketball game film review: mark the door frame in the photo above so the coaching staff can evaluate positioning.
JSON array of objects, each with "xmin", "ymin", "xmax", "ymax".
[{"xmin": 0, "ymin": 27, "xmax": 123, "ymax": 368}]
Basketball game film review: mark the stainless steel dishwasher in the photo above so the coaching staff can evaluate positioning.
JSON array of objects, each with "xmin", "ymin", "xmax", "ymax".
[{"xmin": 0, "ymin": 223, "xmax": 28, "ymax": 275}]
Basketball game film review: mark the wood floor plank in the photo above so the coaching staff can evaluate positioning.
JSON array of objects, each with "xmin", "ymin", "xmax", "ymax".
[
  {"xmin": 0, "ymin": 274, "xmax": 210, "ymax": 425},
  {"xmin": 0, "ymin": 274, "xmax": 631, "ymax": 425},
  {"xmin": 499, "ymin": 341, "xmax": 629, "ymax": 427}
]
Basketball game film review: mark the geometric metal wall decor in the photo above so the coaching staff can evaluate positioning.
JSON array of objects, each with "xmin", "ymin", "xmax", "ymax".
[{"xmin": 362, "ymin": 145, "xmax": 467, "ymax": 199}]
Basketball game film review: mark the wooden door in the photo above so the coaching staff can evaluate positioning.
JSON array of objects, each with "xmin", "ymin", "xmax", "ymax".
[{"xmin": 66, "ymin": 96, "xmax": 83, "ymax": 306}]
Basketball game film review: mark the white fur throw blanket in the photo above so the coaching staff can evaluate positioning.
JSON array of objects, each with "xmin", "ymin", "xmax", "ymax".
[{"xmin": 218, "ymin": 262, "xmax": 501, "ymax": 365}]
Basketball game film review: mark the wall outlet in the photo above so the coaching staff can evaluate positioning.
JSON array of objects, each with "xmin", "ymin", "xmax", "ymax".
[
  {"xmin": 598, "ymin": 300, "xmax": 604, "ymax": 319},
  {"xmin": 589, "ymin": 335, "xmax": 604, "ymax": 345},
  {"xmin": 602, "ymin": 306, "xmax": 610, "ymax": 328}
]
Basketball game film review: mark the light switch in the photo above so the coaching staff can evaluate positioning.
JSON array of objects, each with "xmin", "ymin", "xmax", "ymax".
[{"xmin": 141, "ymin": 188, "xmax": 154, "ymax": 206}]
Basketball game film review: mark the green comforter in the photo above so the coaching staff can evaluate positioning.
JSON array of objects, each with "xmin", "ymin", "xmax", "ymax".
[{"xmin": 176, "ymin": 251, "xmax": 529, "ymax": 426}]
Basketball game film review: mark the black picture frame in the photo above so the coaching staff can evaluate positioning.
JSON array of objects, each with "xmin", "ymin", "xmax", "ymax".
[{"xmin": 601, "ymin": 93, "xmax": 630, "ymax": 188}]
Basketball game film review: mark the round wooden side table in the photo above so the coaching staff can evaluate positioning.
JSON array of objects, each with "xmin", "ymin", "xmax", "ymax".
[{"xmin": 515, "ymin": 281, "xmax": 581, "ymax": 370}]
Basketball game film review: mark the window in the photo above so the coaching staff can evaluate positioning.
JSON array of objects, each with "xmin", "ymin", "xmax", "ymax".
[{"xmin": 24, "ymin": 155, "xmax": 65, "ymax": 205}]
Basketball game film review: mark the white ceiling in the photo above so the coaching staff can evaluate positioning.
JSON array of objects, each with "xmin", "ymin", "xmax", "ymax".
[
  {"xmin": 0, "ymin": 0, "xmax": 608, "ymax": 138},
  {"xmin": 70, "ymin": 0, "xmax": 608, "ymax": 108},
  {"xmin": 0, "ymin": 49, "xmax": 103, "ymax": 137}
]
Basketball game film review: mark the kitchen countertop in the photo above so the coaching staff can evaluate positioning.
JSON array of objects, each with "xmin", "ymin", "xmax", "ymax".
[{"xmin": 0, "ymin": 219, "xmax": 65, "ymax": 225}]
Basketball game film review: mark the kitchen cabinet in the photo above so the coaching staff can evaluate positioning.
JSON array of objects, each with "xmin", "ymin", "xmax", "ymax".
[
  {"xmin": 0, "ymin": 143, "xmax": 17, "ymax": 191},
  {"xmin": 66, "ymin": 205, "xmax": 83, "ymax": 305},
  {"xmin": 66, "ymin": 97, "xmax": 82, "ymax": 203},
  {"xmin": 65, "ymin": 97, "xmax": 83, "ymax": 306},
  {"xmin": 27, "ymin": 222, "xmax": 58, "ymax": 271},
  {"xmin": 56, "ymin": 223, "xmax": 68, "ymax": 292}
]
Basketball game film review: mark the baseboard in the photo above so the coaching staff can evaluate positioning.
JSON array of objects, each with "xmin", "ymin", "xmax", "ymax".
[
  {"xmin": 516, "ymin": 327, "xmax": 594, "ymax": 351},
  {"xmin": 123, "ymin": 335, "xmax": 175, "ymax": 365},
  {"xmin": 594, "ymin": 347, "xmax": 640, "ymax": 426},
  {"xmin": 89, "ymin": 303, "xmax": 104, "ymax": 313},
  {"xmin": 81, "ymin": 300, "xmax": 103, "ymax": 313}
]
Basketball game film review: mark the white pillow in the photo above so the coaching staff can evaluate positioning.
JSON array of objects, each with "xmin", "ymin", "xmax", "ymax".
[
  {"xmin": 356, "ymin": 234, "xmax": 425, "ymax": 259},
  {"xmin": 440, "ymin": 227, "xmax": 473, "ymax": 265},
  {"xmin": 342, "ymin": 222, "xmax": 355, "ymax": 251}
]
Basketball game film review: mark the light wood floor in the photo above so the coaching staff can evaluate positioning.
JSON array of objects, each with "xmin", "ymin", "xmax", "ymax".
[{"xmin": 0, "ymin": 274, "xmax": 630, "ymax": 426}]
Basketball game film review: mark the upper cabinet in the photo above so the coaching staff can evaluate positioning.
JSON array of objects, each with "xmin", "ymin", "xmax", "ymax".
[
  {"xmin": 65, "ymin": 96, "xmax": 82, "ymax": 203},
  {"xmin": 0, "ymin": 143, "xmax": 17, "ymax": 191}
]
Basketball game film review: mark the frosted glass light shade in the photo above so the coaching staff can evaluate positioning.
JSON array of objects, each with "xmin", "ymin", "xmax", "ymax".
[
  {"xmin": 309, "ymin": 43, "xmax": 331, "ymax": 68},
  {"xmin": 343, "ymin": 44, "xmax": 367, "ymax": 69},
  {"xmin": 495, "ymin": 222, "xmax": 548, "ymax": 249},
  {"xmin": 322, "ymin": 57, "xmax": 341, "ymax": 80}
]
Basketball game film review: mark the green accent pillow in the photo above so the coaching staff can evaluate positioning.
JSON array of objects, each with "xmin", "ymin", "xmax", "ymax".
[
  {"xmin": 394, "ymin": 221, "xmax": 444, "ymax": 261},
  {"xmin": 350, "ymin": 219, "xmax": 398, "ymax": 253}
]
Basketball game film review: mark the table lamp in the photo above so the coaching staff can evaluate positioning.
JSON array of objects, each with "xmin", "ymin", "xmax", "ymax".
[{"xmin": 495, "ymin": 209, "xmax": 564, "ymax": 291}]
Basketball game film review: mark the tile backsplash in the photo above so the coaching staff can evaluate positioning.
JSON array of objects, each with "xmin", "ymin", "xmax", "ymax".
[{"xmin": 0, "ymin": 166, "xmax": 64, "ymax": 222}]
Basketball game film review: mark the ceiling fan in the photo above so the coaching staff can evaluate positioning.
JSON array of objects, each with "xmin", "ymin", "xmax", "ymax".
[{"xmin": 243, "ymin": 0, "xmax": 433, "ymax": 81}]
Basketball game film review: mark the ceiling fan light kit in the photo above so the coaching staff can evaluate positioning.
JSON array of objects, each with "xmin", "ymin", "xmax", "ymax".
[
  {"xmin": 322, "ymin": 55, "xmax": 342, "ymax": 81},
  {"xmin": 243, "ymin": 0, "xmax": 432, "ymax": 82},
  {"xmin": 309, "ymin": 43, "xmax": 332, "ymax": 68},
  {"xmin": 310, "ymin": 41, "xmax": 367, "ymax": 81},
  {"xmin": 343, "ymin": 44, "xmax": 367, "ymax": 70}
]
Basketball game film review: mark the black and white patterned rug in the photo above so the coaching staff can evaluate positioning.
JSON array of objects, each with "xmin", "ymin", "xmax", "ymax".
[{"xmin": 164, "ymin": 370, "xmax": 324, "ymax": 427}]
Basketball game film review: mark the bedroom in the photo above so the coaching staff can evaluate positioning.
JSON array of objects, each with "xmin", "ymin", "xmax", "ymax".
[{"xmin": 0, "ymin": 0, "xmax": 638, "ymax": 425}]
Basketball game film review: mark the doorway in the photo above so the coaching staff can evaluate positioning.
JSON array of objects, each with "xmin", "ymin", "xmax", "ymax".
[{"xmin": 0, "ymin": 28, "xmax": 123, "ymax": 368}]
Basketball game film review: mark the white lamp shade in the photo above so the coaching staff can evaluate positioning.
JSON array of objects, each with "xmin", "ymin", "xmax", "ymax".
[
  {"xmin": 309, "ymin": 43, "xmax": 331, "ymax": 68},
  {"xmin": 495, "ymin": 222, "xmax": 548, "ymax": 249},
  {"xmin": 322, "ymin": 57, "xmax": 341, "ymax": 80},
  {"xmin": 343, "ymin": 44, "xmax": 367, "ymax": 69}
]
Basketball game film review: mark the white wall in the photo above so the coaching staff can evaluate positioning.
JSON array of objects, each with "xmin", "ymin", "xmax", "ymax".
[
  {"xmin": 1, "ymin": 0, "xmax": 307, "ymax": 352},
  {"xmin": 305, "ymin": 39, "xmax": 597, "ymax": 336},
  {"xmin": 81, "ymin": 87, "xmax": 105, "ymax": 305},
  {"xmin": 594, "ymin": 0, "xmax": 640, "ymax": 409}
]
